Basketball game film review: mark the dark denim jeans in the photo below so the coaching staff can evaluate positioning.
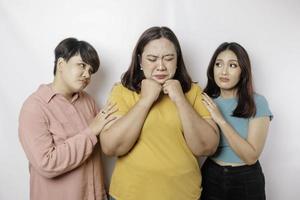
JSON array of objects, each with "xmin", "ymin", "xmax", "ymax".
[{"xmin": 201, "ymin": 159, "xmax": 266, "ymax": 200}]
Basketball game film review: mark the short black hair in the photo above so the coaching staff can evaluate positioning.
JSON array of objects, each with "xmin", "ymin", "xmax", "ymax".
[{"xmin": 53, "ymin": 37, "xmax": 100, "ymax": 75}]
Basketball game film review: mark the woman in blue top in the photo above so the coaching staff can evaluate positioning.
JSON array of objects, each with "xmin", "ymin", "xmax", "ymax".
[{"xmin": 201, "ymin": 42, "xmax": 273, "ymax": 200}]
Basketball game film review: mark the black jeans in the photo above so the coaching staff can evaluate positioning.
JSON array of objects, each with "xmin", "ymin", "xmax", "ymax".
[{"xmin": 201, "ymin": 159, "xmax": 266, "ymax": 200}]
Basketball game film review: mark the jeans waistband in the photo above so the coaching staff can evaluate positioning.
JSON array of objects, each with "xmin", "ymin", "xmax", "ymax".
[{"xmin": 206, "ymin": 158, "xmax": 262, "ymax": 174}]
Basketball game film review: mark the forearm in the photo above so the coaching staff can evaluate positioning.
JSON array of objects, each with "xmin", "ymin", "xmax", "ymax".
[
  {"xmin": 19, "ymin": 128, "xmax": 97, "ymax": 178},
  {"xmin": 218, "ymin": 121, "xmax": 259, "ymax": 164},
  {"xmin": 100, "ymin": 99, "xmax": 152, "ymax": 156},
  {"xmin": 176, "ymin": 98, "xmax": 219, "ymax": 156}
]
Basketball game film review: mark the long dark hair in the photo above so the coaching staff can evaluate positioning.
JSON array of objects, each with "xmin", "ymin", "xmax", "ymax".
[
  {"xmin": 121, "ymin": 26, "xmax": 192, "ymax": 93},
  {"xmin": 204, "ymin": 42, "xmax": 256, "ymax": 118}
]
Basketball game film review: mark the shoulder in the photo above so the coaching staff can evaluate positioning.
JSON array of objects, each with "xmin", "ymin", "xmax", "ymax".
[
  {"xmin": 185, "ymin": 83, "xmax": 202, "ymax": 103},
  {"xmin": 253, "ymin": 93, "xmax": 273, "ymax": 120},
  {"xmin": 21, "ymin": 86, "xmax": 45, "ymax": 110},
  {"xmin": 254, "ymin": 93, "xmax": 269, "ymax": 106},
  {"xmin": 186, "ymin": 83, "xmax": 202, "ymax": 97},
  {"xmin": 19, "ymin": 89, "xmax": 47, "ymax": 120},
  {"xmin": 110, "ymin": 82, "xmax": 135, "ymax": 96}
]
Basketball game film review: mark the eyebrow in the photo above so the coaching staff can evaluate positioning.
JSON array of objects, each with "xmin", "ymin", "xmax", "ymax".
[
  {"xmin": 146, "ymin": 54, "xmax": 175, "ymax": 58},
  {"xmin": 216, "ymin": 59, "xmax": 238, "ymax": 62}
]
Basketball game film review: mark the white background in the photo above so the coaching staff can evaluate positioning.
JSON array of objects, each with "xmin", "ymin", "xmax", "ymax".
[{"xmin": 1, "ymin": 0, "xmax": 299, "ymax": 199}]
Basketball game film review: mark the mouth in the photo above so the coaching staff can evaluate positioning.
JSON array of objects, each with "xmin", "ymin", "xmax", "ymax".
[
  {"xmin": 219, "ymin": 77, "xmax": 230, "ymax": 82},
  {"xmin": 79, "ymin": 79, "xmax": 89, "ymax": 85},
  {"xmin": 153, "ymin": 74, "xmax": 168, "ymax": 80}
]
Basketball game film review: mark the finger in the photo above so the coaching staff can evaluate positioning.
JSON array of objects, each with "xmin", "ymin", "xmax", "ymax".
[
  {"xmin": 105, "ymin": 107, "xmax": 119, "ymax": 118},
  {"xmin": 202, "ymin": 100, "xmax": 214, "ymax": 114},
  {"xmin": 102, "ymin": 116, "xmax": 120, "ymax": 131},
  {"xmin": 163, "ymin": 87, "xmax": 168, "ymax": 94},
  {"xmin": 162, "ymin": 82, "xmax": 168, "ymax": 88},
  {"xmin": 104, "ymin": 115, "xmax": 120, "ymax": 126},
  {"xmin": 201, "ymin": 97, "xmax": 209, "ymax": 107},
  {"xmin": 164, "ymin": 79, "xmax": 171, "ymax": 85},
  {"xmin": 202, "ymin": 93, "xmax": 216, "ymax": 107},
  {"xmin": 105, "ymin": 102, "xmax": 117, "ymax": 113},
  {"xmin": 100, "ymin": 102, "xmax": 116, "ymax": 115},
  {"xmin": 102, "ymin": 101, "xmax": 113, "ymax": 111}
]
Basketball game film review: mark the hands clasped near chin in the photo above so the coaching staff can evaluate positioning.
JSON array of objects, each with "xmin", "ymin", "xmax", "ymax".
[{"xmin": 140, "ymin": 78, "xmax": 185, "ymax": 104}]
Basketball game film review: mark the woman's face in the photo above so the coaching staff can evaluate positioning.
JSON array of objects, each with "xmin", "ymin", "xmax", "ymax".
[
  {"xmin": 58, "ymin": 54, "xmax": 93, "ymax": 93},
  {"xmin": 213, "ymin": 50, "xmax": 241, "ymax": 92},
  {"xmin": 140, "ymin": 38, "xmax": 177, "ymax": 84}
]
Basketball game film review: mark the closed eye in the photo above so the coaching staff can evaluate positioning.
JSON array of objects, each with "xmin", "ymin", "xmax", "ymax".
[
  {"xmin": 164, "ymin": 56, "xmax": 174, "ymax": 61},
  {"xmin": 147, "ymin": 58, "xmax": 157, "ymax": 62}
]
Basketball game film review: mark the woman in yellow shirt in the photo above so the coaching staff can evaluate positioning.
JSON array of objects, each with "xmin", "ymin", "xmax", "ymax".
[{"xmin": 100, "ymin": 26, "xmax": 219, "ymax": 200}]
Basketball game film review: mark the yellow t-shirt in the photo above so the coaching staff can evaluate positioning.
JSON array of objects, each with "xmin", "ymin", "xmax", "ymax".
[{"xmin": 108, "ymin": 83, "xmax": 211, "ymax": 200}]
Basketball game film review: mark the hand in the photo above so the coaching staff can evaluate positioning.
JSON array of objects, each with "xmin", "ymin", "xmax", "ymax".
[
  {"xmin": 201, "ymin": 93, "xmax": 226, "ymax": 125},
  {"xmin": 140, "ymin": 79, "xmax": 162, "ymax": 105},
  {"xmin": 89, "ymin": 102, "xmax": 118, "ymax": 136},
  {"xmin": 162, "ymin": 79, "xmax": 185, "ymax": 103}
]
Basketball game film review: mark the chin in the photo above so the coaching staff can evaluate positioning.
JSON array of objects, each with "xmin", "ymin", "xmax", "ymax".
[{"xmin": 73, "ymin": 86, "xmax": 86, "ymax": 92}]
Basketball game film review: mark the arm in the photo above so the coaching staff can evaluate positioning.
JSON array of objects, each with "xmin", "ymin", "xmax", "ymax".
[
  {"xmin": 100, "ymin": 79, "xmax": 162, "ymax": 156},
  {"xmin": 19, "ymin": 100, "xmax": 116, "ymax": 178},
  {"xmin": 163, "ymin": 80, "xmax": 219, "ymax": 156},
  {"xmin": 217, "ymin": 117, "xmax": 270, "ymax": 165},
  {"xmin": 202, "ymin": 93, "xmax": 271, "ymax": 165}
]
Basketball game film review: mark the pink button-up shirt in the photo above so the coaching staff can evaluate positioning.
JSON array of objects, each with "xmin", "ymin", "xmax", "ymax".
[{"xmin": 19, "ymin": 84, "xmax": 107, "ymax": 200}]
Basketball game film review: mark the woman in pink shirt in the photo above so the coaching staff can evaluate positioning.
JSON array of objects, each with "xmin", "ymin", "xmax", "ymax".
[{"xmin": 19, "ymin": 37, "xmax": 117, "ymax": 200}]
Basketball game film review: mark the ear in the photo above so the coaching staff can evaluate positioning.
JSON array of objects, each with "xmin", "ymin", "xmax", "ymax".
[
  {"xmin": 138, "ymin": 54, "xmax": 144, "ymax": 70},
  {"xmin": 138, "ymin": 54, "xmax": 142, "ymax": 65},
  {"xmin": 57, "ymin": 57, "xmax": 65, "ymax": 73}
]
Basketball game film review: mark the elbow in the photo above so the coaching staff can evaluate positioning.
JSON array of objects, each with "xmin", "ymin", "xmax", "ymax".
[
  {"xmin": 36, "ymin": 163, "xmax": 60, "ymax": 179},
  {"xmin": 205, "ymin": 143, "xmax": 218, "ymax": 156},
  {"xmin": 201, "ymin": 143, "xmax": 218, "ymax": 156},
  {"xmin": 100, "ymin": 132, "xmax": 117, "ymax": 156},
  {"xmin": 193, "ymin": 141, "xmax": 218, "ymax": 157},
  {"xmin": 101, "ymin": 143, "xmax": 117, "ymax": 156},
  {"xmin": 101, "ymin": 141, "xmax": 126, "ymax": 157},
  {"xmin": 100, "ymin": 133, "xmax": 131, "ymax": 157},
  {"xmin": 201, "ymin": 136, "xmax": 219, "ymax": 156},
  {"xmin": 102, "ymin": 147, "xmax": 117, "ymax": 157},
  {"xmin": 102, "ymin": 145, "xmax": 129, "ymax": 157},
  {"xmin": 40, "ymin": 171, "xmax": 58, "ymax": 179},
  {"xmin": 243, "ymin": 155, "xmax": 259, "ymax": 166},
  {"xmin": 196, "ymin": 136, "xmax": 219, "ymax": 156}
]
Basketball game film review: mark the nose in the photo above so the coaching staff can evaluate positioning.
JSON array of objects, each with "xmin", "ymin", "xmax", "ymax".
[
  {"xmin": 82, "ymin": 69, "xmax": 91, "ymax": 79},
  {"xmin": 222, "ymin": 66, "xmax": 228, "ymax": 75},
  {"xmin": 157, "ymin": 59, "xmax": 167, "ymax": 71}
]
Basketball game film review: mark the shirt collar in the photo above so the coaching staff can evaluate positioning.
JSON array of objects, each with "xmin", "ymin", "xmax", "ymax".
[{"xmin": 37, "ymin": 84, "xmax": 80, "ymax": 103}]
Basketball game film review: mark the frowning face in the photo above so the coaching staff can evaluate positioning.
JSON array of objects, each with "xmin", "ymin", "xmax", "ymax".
[
  {"xmin": 140, "ymin": 38, "xmax": 177, "ymax": 84},
  {"xmin": 58, "ymin": 54, "xmax": 93, "ymax": 93}
]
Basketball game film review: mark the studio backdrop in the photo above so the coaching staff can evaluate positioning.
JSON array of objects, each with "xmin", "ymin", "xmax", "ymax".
[{"xmin": 0, "ymin": 0, "xmax": 299, "ymax": 199}]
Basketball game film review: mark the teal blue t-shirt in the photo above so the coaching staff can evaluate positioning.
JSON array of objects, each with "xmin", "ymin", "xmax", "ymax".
[{"xmin": 210, "ymin": 94, "xmax": 273, "ymax": 163}]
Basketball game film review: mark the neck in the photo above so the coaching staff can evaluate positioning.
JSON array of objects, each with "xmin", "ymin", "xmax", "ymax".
[
  {"xmin": 52, "ymin": 77, "xmax": 74, "ymax": 101},
  {"xmin": 220, "ymin": 89, "xmax": 238, "ymax": 99}
]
